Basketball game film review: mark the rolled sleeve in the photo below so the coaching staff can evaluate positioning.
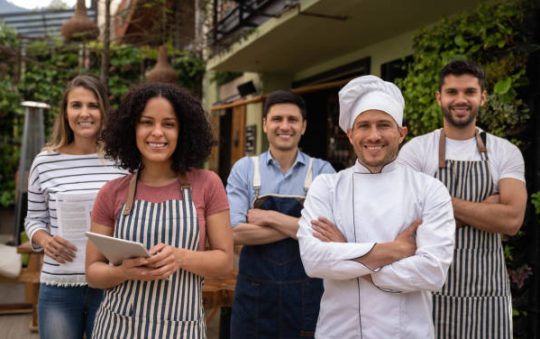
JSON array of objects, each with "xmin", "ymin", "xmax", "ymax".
[
  {"xmin": 371, "ymin": 180, "xmax": 455, "ymax": 292},
  {"xmin": 298, "ymin": 174, "xmax": 377, "ymax": 280},
  {"xmin": 226, "ymin": 158, "xmax": 252, "ymax": 227}
]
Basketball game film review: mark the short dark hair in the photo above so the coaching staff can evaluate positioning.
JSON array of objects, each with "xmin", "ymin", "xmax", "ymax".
[
  {"xmin": 438, "ymin": 59, "xmax": 485, "ymax": 91},
  {"xmin": 263, "ymin": 90, "xmax": 307, "ymax": 119},
  {"xmin": 103, "ymin": 82, "xmax": 214, "ymax": 174}
]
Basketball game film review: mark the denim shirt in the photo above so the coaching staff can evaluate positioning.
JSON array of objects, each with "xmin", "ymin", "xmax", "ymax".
[{"xmin": 226, "ymin": 150, "xmax": 335, "ymax": 227}]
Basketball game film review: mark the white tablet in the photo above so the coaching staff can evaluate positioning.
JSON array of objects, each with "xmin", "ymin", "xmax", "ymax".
[{"xmin": 86, "ymin": 232, "xmax": 150, "ymax": 266}]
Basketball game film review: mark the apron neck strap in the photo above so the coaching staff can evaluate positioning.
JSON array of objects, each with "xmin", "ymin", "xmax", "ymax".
[
  {"xmin": 123, "ymin": 171, "xmax": 191, "ymax": 216},
  {"xmin": 251, "ymin": 156, "xmax": 261, "ymax": 198},
  {"xmin": 178, "ymin": 174, "xmax": 191, "ymax": 190},
  {"xmin": 303, "ymin": 157, "xmax": 314, "ymax": 193},
  {"xmin": 438, "ymin": 130, "xmax": 446, "ymax": 169},
  {"xmin": 475, "ymin": 129, "xmax": 487, "ymax": 153},
  {"xmin": 439, "ymin": 128, "xmax": 487, "ymax": 169},
  {"xmin": 123, "ymin": 171, "xmax": 139, "ymax": 216}
]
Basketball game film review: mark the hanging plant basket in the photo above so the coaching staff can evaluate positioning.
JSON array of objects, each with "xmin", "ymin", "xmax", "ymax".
[
  {"xmin": 146, "ymin": 45, "xmax": 178, "ymax": 83},
  {"xmin": 61, "ymin": 0, "xmax": 99, "ymax": 42}
]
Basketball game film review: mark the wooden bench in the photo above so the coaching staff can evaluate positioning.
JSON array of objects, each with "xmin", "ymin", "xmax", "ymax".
[{"xmin": 0, "ymin": 241, "xmax": 42, "ymax": 332}]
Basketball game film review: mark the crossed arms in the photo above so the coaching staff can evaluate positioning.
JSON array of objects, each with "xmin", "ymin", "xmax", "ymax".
[
  {"xmin": 226, "ymin": 158, "xmax": 301, "ymax": 245},
  {"xmin": 452, "ymin": 178, "xmax": 527, "ymax": 235},
  {"xmin": 297, "ymin": 175, "xmax": 455, "ymax": 292},
  {"xmin": 398, "ymin": 136, "xmax": 527, "ymax": 236},
  {"xmin": 312, "ymin": 216, "xmax": 420, "ymax": 271},
  {"xmin": 231, "ymin": 209, "xmax": 300, "ymax": 245}
]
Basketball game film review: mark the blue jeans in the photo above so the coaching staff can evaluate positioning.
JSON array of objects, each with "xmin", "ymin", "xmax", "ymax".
[{"xmin": 38, "ymin": 284, "xmax": 103, "ymax": 339}]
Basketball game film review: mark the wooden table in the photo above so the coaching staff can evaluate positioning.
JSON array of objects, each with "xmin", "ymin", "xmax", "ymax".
[{"xmin": 202, "ymin": 273, "xmax": 236, "ymax": 322}]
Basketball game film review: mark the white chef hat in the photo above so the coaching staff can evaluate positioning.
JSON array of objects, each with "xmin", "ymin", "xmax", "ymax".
[{"xmin": 338, "ymin": 75, "xmax": 405, "ymax": 132}]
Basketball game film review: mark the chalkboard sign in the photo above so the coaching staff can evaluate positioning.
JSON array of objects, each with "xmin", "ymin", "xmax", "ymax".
[{"xmin": 245, "ymin": 125, "xmax": 257, "ymax": 155}]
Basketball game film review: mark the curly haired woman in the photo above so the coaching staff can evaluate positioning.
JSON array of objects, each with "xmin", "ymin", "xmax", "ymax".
[{"xmin": 86, "ymin": 82, "xmax": 233, "ymax": 339}]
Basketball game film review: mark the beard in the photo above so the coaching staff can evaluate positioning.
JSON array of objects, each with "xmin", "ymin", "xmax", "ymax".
[
  {"xmin": 356, "ymin": 143, "xmax": 399, "ymax": 173},
  {"xmin": 442, "ymin": 105, "xmax": 478, "ymax": 128}
]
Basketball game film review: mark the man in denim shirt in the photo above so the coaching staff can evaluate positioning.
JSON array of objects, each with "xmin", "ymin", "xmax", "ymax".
[{"xmin": 227, "ymin": 90, "xmax": 334, "ymax": 338}]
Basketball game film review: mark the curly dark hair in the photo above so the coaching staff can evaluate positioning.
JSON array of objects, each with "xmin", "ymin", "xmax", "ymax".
[{"xmin": 103, "ymin": 82, "xmax": 214, "ymax": 174}]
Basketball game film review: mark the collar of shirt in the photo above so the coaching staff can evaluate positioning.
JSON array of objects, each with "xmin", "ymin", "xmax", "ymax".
[
  {"xmin": 353, "ymin": 159, "xmax": 399, "ymax": 174},
  {"xmin": 262, "ymin": 150, "xmax": 307, "ymax": 172}
]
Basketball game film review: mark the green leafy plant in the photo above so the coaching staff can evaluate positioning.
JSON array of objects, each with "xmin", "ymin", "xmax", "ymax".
[
  {"xmin": 0, "ymin": 24, "xmax": 22, "ymax": 208},
  {"xmin": 170, "ymin": 50, "xmax": 205, "ymax": 96},
  {"xmin": 0, "ymin": 34, "xmax": 205, "ymax": 207},
  {"xmin": 210, "ymin": 71, "xmax": 242, "ymax": 86},
  {"xmin": 396, "ymin": 1, "xmax": 535, "ymax": 336},
  {"xmin": 397, "ymin": 0, "xmax": 532, "ymax": 138},
  {"xmin": 531, "ymin": 192, "xmax": 540, "ymax": 215}
]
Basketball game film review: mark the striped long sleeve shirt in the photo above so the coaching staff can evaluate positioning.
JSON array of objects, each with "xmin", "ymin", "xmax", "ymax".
[{"xmin": 24, "ymin": 150, "xmax": 127, "ymax": 286}]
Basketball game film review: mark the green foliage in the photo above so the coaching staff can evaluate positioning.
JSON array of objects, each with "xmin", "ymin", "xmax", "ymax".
[
  {"xmin": 397, "ymin": 0, "xmax": 532, "ymax": 138},
  {"xmin": 211, "ymin": 71, "xmax": 242, "ymax": 86},
  {"xmin": 397, "ymin": 1, "xmax": 535, "ymax": 335},
  {"xmin": 0, "ymin": 77, "xmax": 22, "ymax": 208},
  {"xmin": 170, "ymin": 50, "xmax": 205, "ymax": 95},
  {"xmin": 0, "ymin": 34, "xmax": 205, "ymax": 207},
  {"xmin": 0, "ymin": 24, "xmax": 22, "ymax": 208},
  {"xmin": 531, "ymin": 192, "xmax": 540, "ymax": 215},
  {"xmin": 0, "ymin": 23, "xmax": 19, "ymax": 48},
  {"xmin": 106, "ymin": 43, "xmax": 144, "ymax": 108},
  {"xmin": 19, "ymin": 40, "xmax": 82, "ymax": 131}
]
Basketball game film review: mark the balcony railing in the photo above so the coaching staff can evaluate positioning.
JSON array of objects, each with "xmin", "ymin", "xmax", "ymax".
[{"xmin": 209, "ymin": 0, "xmax": 291, "ymax": 46}]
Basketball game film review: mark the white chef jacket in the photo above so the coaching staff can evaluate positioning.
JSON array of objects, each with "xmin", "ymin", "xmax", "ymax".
[{"xmin": 298, "ymin": 160, "xmax": 455, "ymax": 339}]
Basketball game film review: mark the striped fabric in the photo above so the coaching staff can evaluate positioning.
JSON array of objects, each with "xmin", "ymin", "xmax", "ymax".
[
  {"xmin": 93, "ymin": 186, "xmax": 206, "ymax": 339},
  {"xmin": 24, "ymin": 151, "xmax": 127, "ymax": 286},
  {"xmin": 433, "ymin": 151, "xmax": 512, "ymax": 338}
]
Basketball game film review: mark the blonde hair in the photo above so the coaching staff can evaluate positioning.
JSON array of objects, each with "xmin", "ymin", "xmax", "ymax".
[{"xmin": 45, "ymin": 75, "xmax": 110, "ymax": 152}]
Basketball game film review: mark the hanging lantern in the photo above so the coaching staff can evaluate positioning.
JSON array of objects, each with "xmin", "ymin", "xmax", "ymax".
[
  {"xmin": 61, "ymin": 0, "xmax": 99, "ymax": 42},
  {"xmin": 146, "ymin": 45, "xmax": 178, "ymax": 83}
]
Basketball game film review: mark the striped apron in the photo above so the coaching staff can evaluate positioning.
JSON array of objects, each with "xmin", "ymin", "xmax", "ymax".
[
  {"xmin": 433, "ymin": 129, "xmax": 512, "ymax": 339},
  {"xmin": 93, "ymin": 173, "xmax": 206, "ymax": 339}
]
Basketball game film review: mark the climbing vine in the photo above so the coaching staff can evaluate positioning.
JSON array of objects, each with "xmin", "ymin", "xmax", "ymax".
[
  {"xmin": 0, "ymin": 25, "xmax": 205, "ymax": 208},
  {"xmin": 397, "ymin": 1, "xmax": 536, "ymax": 336},
  {"xmin": 397, "ymin": 0, "xmax": 532, "ymax": 138},
  {"xmin": 0, "ymin": 24, "xmax": 22, "ymax": 207}
]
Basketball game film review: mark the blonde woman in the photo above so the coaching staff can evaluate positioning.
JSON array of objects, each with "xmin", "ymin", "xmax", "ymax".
[{"xmin": 25, "ymin": 75, "xmax": 126, "ymax": 339}]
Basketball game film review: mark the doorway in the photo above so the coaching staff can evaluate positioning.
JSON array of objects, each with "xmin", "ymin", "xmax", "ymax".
[{"xmin": 217, "ymin": 105, "xmax": 246, "ymax": 184}]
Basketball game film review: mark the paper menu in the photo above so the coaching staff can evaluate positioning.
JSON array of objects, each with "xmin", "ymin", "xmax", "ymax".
[{"xmin": 56, "ymin": 191, "xmax": 97, "ymax": 272}]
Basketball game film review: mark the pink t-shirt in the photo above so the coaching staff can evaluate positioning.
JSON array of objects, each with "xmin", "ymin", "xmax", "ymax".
[{"xmin": 92, "ymin": 169, "xmax": 229, "ymax": 247}]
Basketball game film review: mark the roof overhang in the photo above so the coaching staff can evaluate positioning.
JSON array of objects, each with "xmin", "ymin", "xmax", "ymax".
[{"xmin": 207, "ymin": 0, "xmax": 489, "ymax": 73}]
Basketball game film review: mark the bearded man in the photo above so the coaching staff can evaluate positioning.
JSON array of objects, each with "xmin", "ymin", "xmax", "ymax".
[{"xmin": 398, "ymin": 59, "xmax": 527, "ymax": 339}]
